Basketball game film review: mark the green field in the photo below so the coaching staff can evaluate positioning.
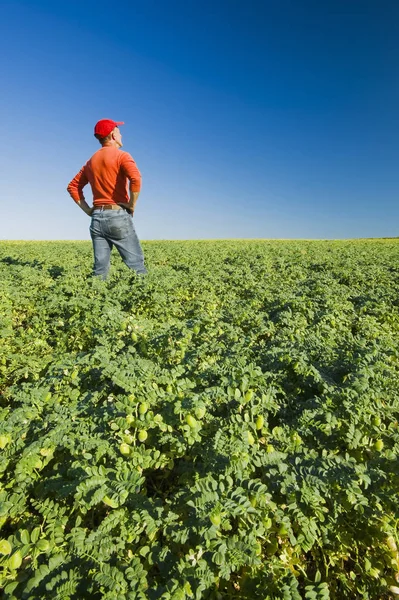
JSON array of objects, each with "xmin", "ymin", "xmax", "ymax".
[{"xmin": 1, "ymin": 239, "xmax": 399, "ymax": 599}]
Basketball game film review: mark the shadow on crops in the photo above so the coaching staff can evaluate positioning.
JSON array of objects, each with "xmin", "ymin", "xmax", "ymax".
[
  {"xmin": 48, "ymin": 265, "xmax": 65, "ymax": 278},
  {"xmin": 1, "ymin": 256, "xmax": 44, "ymax": 269},
  {"xmin": 1, "ymin": 256, "xmax": 66, "ymax": 279}
]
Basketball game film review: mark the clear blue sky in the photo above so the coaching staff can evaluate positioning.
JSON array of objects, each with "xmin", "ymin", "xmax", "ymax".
[{"xmin": 1, "ymin": 0, "xmax": 398, "ymax": 240}]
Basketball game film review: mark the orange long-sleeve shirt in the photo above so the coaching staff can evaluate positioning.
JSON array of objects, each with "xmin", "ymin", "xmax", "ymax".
[{"xmin": 67, "ymin": 146, "xmax": 141, "ymax": 206}]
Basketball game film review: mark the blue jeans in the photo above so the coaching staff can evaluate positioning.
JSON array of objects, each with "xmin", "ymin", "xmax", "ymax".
[{"xmin": 89, "ymin": 209, "xmax": 147, "ymax": 278}]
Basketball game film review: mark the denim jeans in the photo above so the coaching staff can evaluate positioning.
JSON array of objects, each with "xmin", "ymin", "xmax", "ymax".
[{"xmin": 89, "ymin": 209, "xmax": 147, "ymax": 278}]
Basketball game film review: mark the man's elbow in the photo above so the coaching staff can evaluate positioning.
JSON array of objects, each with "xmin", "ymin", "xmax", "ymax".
[
  {"xmin": 129, "ymin": 182, "xmax": 141, "ymax": 193},
  {"xmin": 67, "ymin": 183, "xmax": 80, "ymax": 202}
]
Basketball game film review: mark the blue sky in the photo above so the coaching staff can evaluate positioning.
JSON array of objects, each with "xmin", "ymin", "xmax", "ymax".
[{"xmin": 1, "ymin": 0, "xmax": 398, "ymax": 240}]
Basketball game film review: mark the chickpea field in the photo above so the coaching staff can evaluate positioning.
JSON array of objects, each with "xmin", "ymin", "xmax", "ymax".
[{"xmin": 1, "ymin": 239, "xmax": 399, "ymax": 600}]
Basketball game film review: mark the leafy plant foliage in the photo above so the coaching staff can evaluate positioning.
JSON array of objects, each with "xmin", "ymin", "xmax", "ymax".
[{"xmin": 0, "ymin": 239, "xmax": 399, "ymax": 599}]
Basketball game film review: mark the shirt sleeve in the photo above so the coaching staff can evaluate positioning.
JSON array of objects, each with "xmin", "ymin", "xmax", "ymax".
[
  {"xmin": 120, "ymin": 152, "xmax": 142, "ymax": 192},
  {"xmin": 67, "ymin": 167, "xmax": 89, "ymax": 203}
]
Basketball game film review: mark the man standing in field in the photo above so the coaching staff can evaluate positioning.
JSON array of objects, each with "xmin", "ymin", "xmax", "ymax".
[{"xmin": 67, "ymin": 119, "xmax": 147, "ymax": 278}]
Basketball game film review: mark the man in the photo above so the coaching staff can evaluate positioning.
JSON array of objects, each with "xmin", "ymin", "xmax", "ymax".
[{"xmin": 67, "ymin": 119, "xmax": 147, "ymax": 278}]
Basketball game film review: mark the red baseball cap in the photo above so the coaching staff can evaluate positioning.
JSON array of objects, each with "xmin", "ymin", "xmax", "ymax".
[{"xmin": 94, "ymin": 119, "xmax": 124, "ymax": 138}]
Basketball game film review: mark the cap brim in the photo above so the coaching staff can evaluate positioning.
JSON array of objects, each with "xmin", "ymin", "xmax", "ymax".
[{"xmin": 115, "ymin": 121, "xmax": 124, "ymax": 126}]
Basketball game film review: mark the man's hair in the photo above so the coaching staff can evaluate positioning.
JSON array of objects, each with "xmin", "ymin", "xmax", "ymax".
[{"xmin": 94, "ymin": 132, "xmax": 113, "ymax": 145}]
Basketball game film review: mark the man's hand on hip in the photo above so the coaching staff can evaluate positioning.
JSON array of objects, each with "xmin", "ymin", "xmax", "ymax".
[{"xmin": 77, "ymin": 199, "xmax": 93, "ymax": 216}]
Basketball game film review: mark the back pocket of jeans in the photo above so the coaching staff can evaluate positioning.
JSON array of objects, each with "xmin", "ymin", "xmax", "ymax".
[{"xmin": 106, "ymin": 217, "xmax": 129, "ymax": 240}]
